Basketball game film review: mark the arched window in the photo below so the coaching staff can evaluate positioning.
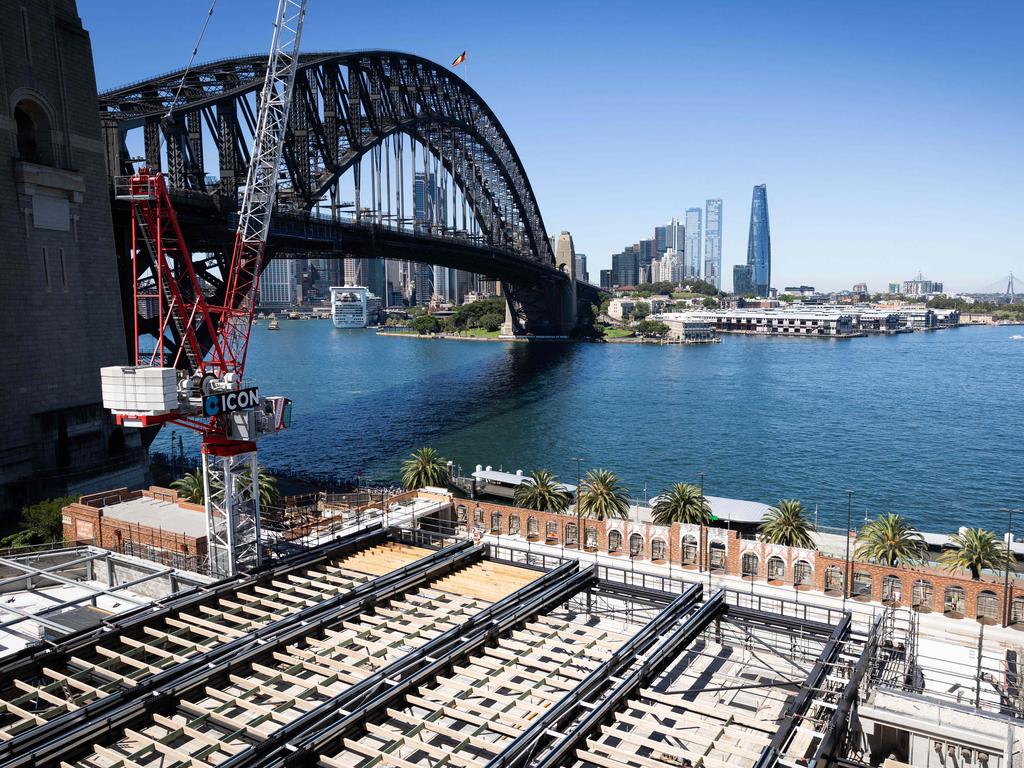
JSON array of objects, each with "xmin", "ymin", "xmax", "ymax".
[
  {"xmin": 456, "ymin": 505, "xmax": 468, "ymax": 525},
  {"xmin": 474, "ymin": 506, "xmax": 485, "ymax": 525},
  {"xmin": 1011, "ymin": 596, "xmax": 1024, "ymax": 625},
  {"xmin": 681, "ymin": 535, "xmax": 698, "ymax": 565},
  {"xmin": 651, "ymin": 538, "xmax": 667, "ymax": 562},
  {"xmin": 527, "ymin": 517, "xmax": 539, "ymax": 538},
  {"xmin": 794, "ymin": 560, "xmax": 813, "ymax": 587},
  {"xmin": 976, "ymin": 590, "xmax": 999, "ymax": 621},
  {"xmin": 911, "ymin": 579, "xmax": 933, "ymax": 609},
  {"xmin": 882, "ymin": 575, "xmax": 903, "ymax": 604},
  {"xmin": 824, "ymin": 566, "xmax": 843, "ymax": 594},
  {"xmin": 767, "ymin": 556, "xmax": 785, "ymax": 582},
  {"xmin": 546, "ymin": 520, "xmax": 559, "ymax": 543},
  {"xmin": 15, "ymin": 99, "xmax": 52, "ymax": 165},
  {"xmin": 565, "ymin": 522, "xmax": 579, "ymax": 547},
  {"xmin": 944, "ymin": 585, "xmax": 966, "ymax": 615},
  {"xmin": 709, "ymin": 541, "xmax": 726, "ymax": 570},
  {"xmin": 584, "ymin": 527, "xmax": 598, "ymax": 550},
  {"xmin": 853, "ymin": 572, "xmax": 872, "ymax": 598},
  {"xmin": 629, "ymin": 533, "xmax": 644, "ymax": 558},
  {"xmin": 608, "ymin": 530, "xmax": 623, "ymax": 553},
  {"xmin": 509, "ymin": 514, "xmax": 521, "ymax": 535},
  {"xmin": 741, "ymin": 552, "xmax": 759, "ymax": 577},
  {"xmin": 490, "ymin": 511, "xmax": 501, "ymax": 533}
]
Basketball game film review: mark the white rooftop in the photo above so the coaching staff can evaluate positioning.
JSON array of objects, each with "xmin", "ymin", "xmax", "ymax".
[
  {"xmin": 104, "ymin": 497, "xmax": 207, "ymax": 538},
  {"xmin": 471, "ymin": 469, "xmax": 577, "ymax": 494}
]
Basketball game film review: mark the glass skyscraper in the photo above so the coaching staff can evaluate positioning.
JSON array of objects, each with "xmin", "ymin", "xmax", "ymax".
[
  {"xmin": 684, "ymin": 208, "xmax": 702, "ymax": 278},
  {"xmin": 704, "ymin": 199, "xmax": 722, "ymax": 290},
  {"xmin": 746, "ymin": 184, "xmax": 771, "ymax": 296}
]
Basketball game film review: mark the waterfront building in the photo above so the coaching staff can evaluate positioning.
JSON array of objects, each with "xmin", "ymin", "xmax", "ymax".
[
  {"xmin": 599, "ymin": 269, "xmax": 613, "ymax": 290},
  {"xmin": 608, "ymin": 296, "xmax": 668, "ymax": 321},
  {"xmin": 684, "ymin": 207, "xmax": 702, "ymax": 278},
  {"xmin": 733, "ymin": 264, "xmax": 755, "ymax": 295},
  {"xmin": 746, "ymin": 184, "xmax": 772, "ymax": 296},
  {"xmin": 611, "ymin": 246, "xmax": 640, "ymax": 287},
  {"xmin": 683, "ymin": 308, "xmax": 858, "ymax": 336},
  {"xmin": 659, "ymin": 314, "xmax": 718, "ymax": 342},
  {"xmin": 704, "ymin": 198, "xmax": 722, "ymax": 289},
  {"xmin": 0, "ymin": 0, "xmax": 148, "ymax": 512},
  {"xmin": 260, "ymin": 258, "xmax": 298, "ymax": 308}
]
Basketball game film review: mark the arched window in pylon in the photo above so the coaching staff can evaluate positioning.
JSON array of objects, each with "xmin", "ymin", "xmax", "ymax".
[{"xmin": 14, "ymin": 99, "xmax": 52, "ymax": 165}]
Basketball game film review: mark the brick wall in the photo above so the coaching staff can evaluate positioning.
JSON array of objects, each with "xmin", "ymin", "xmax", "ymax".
[{"xmin": 463, "ymin": 499, "xmax": 1024, "ymax": 623}]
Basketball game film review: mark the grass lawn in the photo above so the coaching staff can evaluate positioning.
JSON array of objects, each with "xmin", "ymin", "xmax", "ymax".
[
  {"xmin": 460, "ymin": 328, "xmax": 502, "ymax": 338},
  {"xmin": 603, "ymin": 326, "xmax": 635, "ymax": 339},
  {"xmin": 671, "ymin": 291, "xmax": 704, "ymax": 300}
]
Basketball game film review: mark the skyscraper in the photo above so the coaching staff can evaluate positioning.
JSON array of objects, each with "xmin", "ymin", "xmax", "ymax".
[
  {"xmin": 575, "ymin": 253, "xmax": 589, "ymax": 284},
  {"xmin": 733, "ymin": 264, "xmax": 754, "ymax": 296},
  {"xmin": 684, "ymin": 208, "xmax": 702, "ymax": 278},
  {"xmin": 611, "ymin": 246, "xmax": 640, "ymax": 287},
  {"xmin": 259, "ymin": 258, "xmax": 297, "ymax": 307},
  {"xmin": 747, "ymin": 184, "xmax": 771, "ymax": 296},
  {"xmin": 704, "ymin": 199, "xmax": 722, "ymax": 290},
  {"xmin": 655, "ymin": 218, "xmax": 684, "ymax": 255},
  {"xmin": 413, "ymin": 172, "xmax": 445, "ymax": 304}
]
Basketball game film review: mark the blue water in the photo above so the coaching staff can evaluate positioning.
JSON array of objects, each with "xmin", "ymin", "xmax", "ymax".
[{"xmin": 159, "ymin": 323, "xmax": 1023, "ymax": 531}]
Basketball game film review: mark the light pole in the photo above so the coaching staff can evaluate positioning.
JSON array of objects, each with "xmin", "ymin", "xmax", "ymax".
[
  {"xmin": 843, "ymin": 490, "xmax": 854, "ymax": 612},
  {"xmin": 1001, "ymin": 507, "xmax": 1020, "ymax": 627},
  {"xmin": 699, "ymin": 472, "xmax": 710, "ymax": 593},
  {"xmin": 573, "ymin": 457, "xmax": 584, "ymax": 552}
]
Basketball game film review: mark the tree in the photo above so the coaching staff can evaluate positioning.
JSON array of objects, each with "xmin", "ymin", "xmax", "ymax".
[
  {"xmin": 401, "ymin": 447, "xmax": 449, "ymax": 489},
  {"xmin": 636, "ymin": 320, "xmax": 669, "ymax": 337},
  {"xmin": 0, "ymin": 496, "xmax": 74, "ymax": 547},
  {"xmin": 412, "ymin": 315, "xmax": 440, "ymax": 335},
  {"xmin": 701, "ymin": 297, "xmax": 719, "ymax": 309},
  {"xmin": 478, "ymin": 312, "xmax": 504, "ymax": 332},
  {"xmin": 855, "ymin": 513, "xmax": 926, "ymax": 566},
  {"xmin": 632, "ymin": 301, "xmax": 651, "ymax": 320},
  {"xmin": 939, "ymin": 527, "xmax": 1015, "ymax": 580},
  {"xmin": 513, "ymin": 469, "xmax": 571, "ymax": 513},
  {"xmin": 171, "ymin": 465, "xmax": 280, "ymax": 508},
  {"xmin": 759, "ymin": 500, "xmax": 814, "ymax": 549},
  {"xmin": 652, "ymin": 483, "xmax": 711, "ymax": 525},
  {"xmin": 578, "ymin": 469, "xmax": 630, "ymax": 520}
]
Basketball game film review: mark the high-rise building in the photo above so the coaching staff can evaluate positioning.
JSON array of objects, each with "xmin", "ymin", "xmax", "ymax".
[
  {"xmin": 684, "ymin": 208, "xmax": 702, "ymax": 279},
  {"xmin": 704, "ymin": 199, "xmax": 722, "ymax": 290},
  {"xmin": 259, "ymin": 259, "xmax": 297, "ymax": 307},
  {"xmin": 0, "ymin": 0, "xmax": 146, "ymax": 511},
  {"xmin": 746, "ymin": 184, "xmax": 771, "ymax": 296},
  {"xmin": 611, "ymin": 246, "xmax": 640, "ymax": 287},
  {"xmin": 413, "ymin": 171, "xmax": 445, "ymax": 304},
  {"xmin": 600, "ymin": 269, "xmax": 613, "ymax": 290},
  {"xmin": 733, "ymin": 264, "xmax": 755, "ymax": 295},
  {"xmin": 660, "ymin": 249, "xmax": 684, "ymax": 284},
  {"xmin": 638, "ymin": 238, "xmax": 657, "ymax": 274},
  {"xmin": 574, "ymin": 253, "xmax": 589, "ymax": 284},
  {"xmin": 655, "ymin": 218, "xmax": 684, "ymax": 255}
]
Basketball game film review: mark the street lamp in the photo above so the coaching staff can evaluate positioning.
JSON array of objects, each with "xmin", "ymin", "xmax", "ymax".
[
  {"xmin": 1000, "ymin": 507, "xmax": 1021, "ymax": 627},
  {"xmin": 843, "ymin": 490, "xmax": 854, "ymax": 613}
]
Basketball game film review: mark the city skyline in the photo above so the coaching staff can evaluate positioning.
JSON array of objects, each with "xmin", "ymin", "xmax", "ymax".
[{"xmin": 81, "ymin": 1, "xmax": 1023, "ymax": 292}]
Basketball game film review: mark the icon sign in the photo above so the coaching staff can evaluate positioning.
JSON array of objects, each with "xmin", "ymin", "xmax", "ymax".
[{"xmin": 203, "ymin": 387, "xmax": 260, "ymax": 416}]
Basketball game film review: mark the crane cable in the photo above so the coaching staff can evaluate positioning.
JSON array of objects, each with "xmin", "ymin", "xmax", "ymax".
[{"xmin": 162, "ymin": 0, "xmax": 219, "ymax": 134}]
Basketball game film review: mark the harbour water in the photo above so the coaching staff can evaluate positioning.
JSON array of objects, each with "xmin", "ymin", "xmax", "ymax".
[{"xmin": 159, "ymin": 322, "xmax": 1022, "ymax": 531}]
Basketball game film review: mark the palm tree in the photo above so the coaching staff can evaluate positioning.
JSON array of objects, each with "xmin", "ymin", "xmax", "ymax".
[
  {"xmin": 759, "ymin": 499, "xmax": 814, "ymax": 549},
  {"xmin": 401, "ymin": 447, "xmax": 449, "ymax": 489},
  {"xmin": 578, "ymin": 469, "xmax": 630, "ymax": 520},
  {"xmin": 939, "ymin": 527, "xmax": 1015, "ymax": 580},
  {"xmin": 171, "ymin": 467, "xmax": 205, "ymax": 504},
  {"xmin": 652, "ymin": 483, "xmax": 711, "ymax": 526},
  {"xmin": 514, "ymin": 469, "xmax": 571, "ymax": 513},
  {"xmin": 855, "ymin": 513, "xmax": 926, "ymax": 566},
  {"xmin": 171, "ymin": 465, "xmax": 280, "ymax": 508}
]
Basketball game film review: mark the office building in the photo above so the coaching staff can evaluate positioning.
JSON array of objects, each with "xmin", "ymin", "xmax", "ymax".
[
  {"xmin": 638, "ymin": 238, "xmax": 657, "ymax": 274},
  {"xmin": 660, "ymin": 249, "xmax": 683, "ymax": 284},
  {"xmin": 611, "ymin": 246, "xmax": 640, "ymax": 287},
  {"xmin": 704, "ymin": 199, "xmax": 722, "ymax": 290},
  {"xmin": 259, "ymin": 258, "xmax": 298, "ymax": 308},
  {"xmin": 575, "ymin": 253, "xmax": 589, "ymax": 284},
  {"xmin": 684, "ymin": 208, "xmax": 702, "ymax": 278},
  {"xmin": 0, "ymin": 0, "xmax": 146, "ymax": 512},
  {"xmin": 746, "ymin": 184, "xmax": 771, "ymax": 296},
  {"xmin": 600, "ymin": 269, "xmax": 613, "ymax": 290},
  {"xmin": 655, "ymin": 218, "xmax": 684, "ymax": 255},
  {"xmin": 733, "ymin": 264, "xmax": 755, "ymax": 295}
]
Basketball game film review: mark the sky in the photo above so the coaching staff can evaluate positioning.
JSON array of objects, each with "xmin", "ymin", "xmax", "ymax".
[{"xmin": 81, "ymin": 0, "xmax": 1023, "ymax": 293}]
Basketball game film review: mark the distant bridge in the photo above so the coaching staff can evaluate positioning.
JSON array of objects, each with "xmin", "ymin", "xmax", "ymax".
[{"xmin": 98, "ymin": 50, "xmax": 598, "ymax": 349}]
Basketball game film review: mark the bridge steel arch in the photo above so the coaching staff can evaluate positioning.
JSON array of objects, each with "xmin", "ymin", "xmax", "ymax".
[{"xmin": 99, "ymin": 51, "xmax": 586, "ymax": 346}]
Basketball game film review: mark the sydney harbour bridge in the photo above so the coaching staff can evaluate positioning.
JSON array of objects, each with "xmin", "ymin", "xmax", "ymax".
[{"xmin": 98, "ymin": 50, "xmax": 599, "ymax": 351}]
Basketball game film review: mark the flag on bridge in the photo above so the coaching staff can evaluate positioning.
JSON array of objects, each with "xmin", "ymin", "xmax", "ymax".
[{"xmin": 452, "ymin": 51, "xmax": 467, "ymax": 67}]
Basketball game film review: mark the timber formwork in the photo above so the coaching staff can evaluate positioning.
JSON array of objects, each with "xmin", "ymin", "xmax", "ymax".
[{"xmin": 0, "ymin": 527, "xmax": 457, "ymax": 753}]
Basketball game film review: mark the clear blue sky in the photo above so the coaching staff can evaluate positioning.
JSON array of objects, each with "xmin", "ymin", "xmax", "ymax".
[{"xmin": 81, "ymin": 0, "xmax": 1022, "ymax": 293}]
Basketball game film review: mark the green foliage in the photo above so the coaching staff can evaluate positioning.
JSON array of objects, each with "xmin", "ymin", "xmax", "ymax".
[
  {"xmin": 0, "ymin": 496, "xmax": 74, "ymax": 548},
  {"xmin": 171, "ymin": 465, "xmax": 279, "ymax": 508},
  {"xmin": 478, "ymin": 312, "xmax": 504, "ymax": 333},
  {"xmin": 513, "ymin": 469, "xmax": 571, "ymax": 513},
  {"xmin": 401, "ymin": 447, "xmax": 449, "ymax": 489},
  {"xmin": 599, "ymin": 296, "xmax": 611, "ymax": 315},
  {"xmin": 412, "ymin": 315, "xmax": 441, "ymax": 335},
  {"xmin": 635, "ymin": 320, "xmax": 669, "ymax": 337},
  {"xmin": 634, "ymin": 281, "xmax": 677, "ymax": 296},
  {"xmin": 171, "ymin": 468, "xmax": 205, "ymax": 504},
  {"xmin": 603, "ymin": 327, "xmax": 634, "ymax": 339},
  {"xmin": 939, "ymin": 527, "xmax": 1015, "ymax": 580},
  {"xmin": 652, "ymin": 483, "xmax": 711, "ymax": 526},
  {"xmin": 759, "ymin": 500, "xmax": 814, "ymax": 549},
  {"xmin": 928, "ymin": 296, "xmax": 1024, "ymax": 320},
  {"xmin": 447, "ymin": 298, "xmax": 507, "ymax": 330},
  {"xmin": 632, "ymin": 301, "xmax": 651, "ymax": 320},
  {"xmin": 777, "ymin": 294, "xmax": 800, "ymax": 303},
  {"xmin": 855, "ymin": 513, "xmax": 926, "ymax": 566},
  {"xmin": 578, "ymin": 469, "xmax": 630, "ymax": 520},
  {"xmin": 701, "ymin": 297, "xmax": 720, "ymax": 309}
]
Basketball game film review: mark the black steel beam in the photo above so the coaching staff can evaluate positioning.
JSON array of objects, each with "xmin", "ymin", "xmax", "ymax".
[
  {"xmin": 219, "ymin": 560, "xmax": 588, "ymax": 768},
  {"xmin": 534, "ymin": 589, "xmax": 728, "ymax": 768},
  {"xmin": 751, "ymin": 612, "xmax": 853, "ymax": 768},
  {"xmin": 487, "ymin": 582, "xmax": 705, "ymax": 768},
  {"xmin": 2, "ymin": 536, "xmax": 478, "ymax": 766}
]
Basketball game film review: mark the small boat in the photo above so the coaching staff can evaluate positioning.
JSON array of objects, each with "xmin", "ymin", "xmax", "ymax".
[
  {"xmin": 268, "ymin": 316, "xmax": 280, "ymax": 331},
  {"xmin": 1011, "ymin": 334, "xmax": 1024, "ymax": 340}
]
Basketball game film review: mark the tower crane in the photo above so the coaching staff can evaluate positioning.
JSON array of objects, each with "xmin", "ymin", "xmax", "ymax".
[{"xmin": 100, "ymin": 0, "xmax": 307, "ymax": 576}]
